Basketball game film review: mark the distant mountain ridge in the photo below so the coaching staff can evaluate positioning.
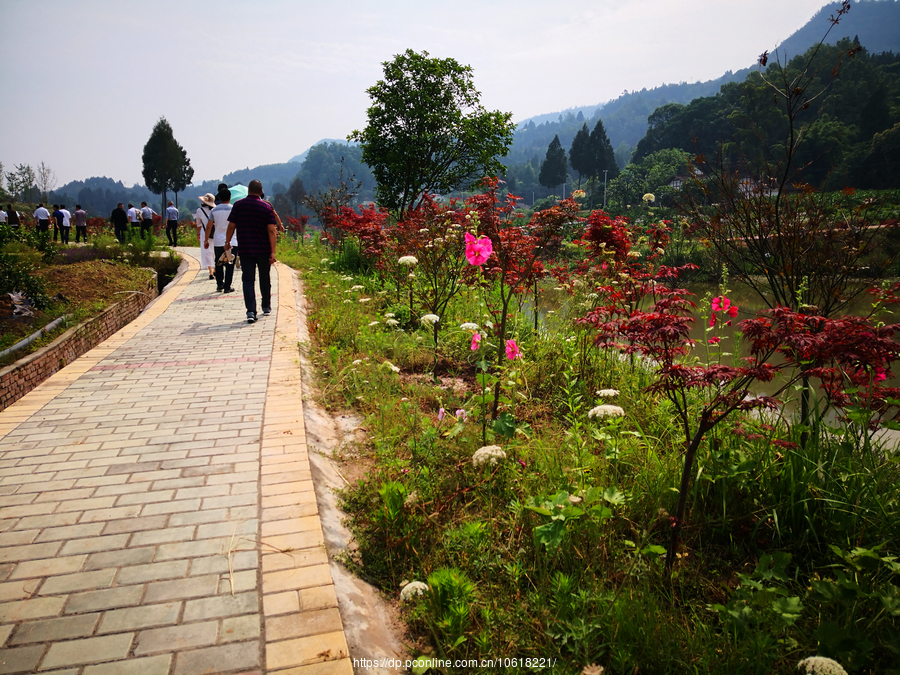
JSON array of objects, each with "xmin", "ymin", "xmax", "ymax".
[{"xmin": 509, "ymin": 0, "xmax": 900, "ymax": 165}]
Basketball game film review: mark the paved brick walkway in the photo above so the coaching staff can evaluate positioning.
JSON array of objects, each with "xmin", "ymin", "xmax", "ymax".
[{"xmin": 0, "ymin": 249, "xmax": 352, "ymax": 674}]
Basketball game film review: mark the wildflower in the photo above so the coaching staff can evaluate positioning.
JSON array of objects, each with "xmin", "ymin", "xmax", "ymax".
[
  {"xmin": 708, "ymin": 337, "xmax": 721, "ymax": 345},
  {"xmin": 343, "ymin": 299, "xmax": 352, "ymax": 304},
  {"xmin": 385, "ymin": 313, "xmax": 395, "ymax": 318},
  {"xmin": 351, "ymin": 359, "xmax": 363, "ymax": 366},
  {"xmin": 464, "ymin": 232, "xmax": 493, "ymax": 265},
  {"xmin": 588, "ymin": 405, "xmax": 625, "ymax": 419},
  {"xmin": 472, "ymin": 445, "xmax": 506, "ymax": 467},
  {"xmin": 627, "ymin": 251, "xmax": 642, "ymax": 257},
  {"xmin": 384, "ymin": 361, "xmax": 401, "ymax": 374},
  {"xmin": 459, "ymin": 322, "xmax": 479, "ymax": 331},
  {"xmin": 572, "ymin": 189, "xmax": 586, "ymax": 199},
  {"xmin": 400, "ymin": 581, "xmax": 429, "ymax": 601},
  {"xmin": 438, "ymin": 407, "xmax": 445, "ymax": 421},
  {"xmin": 320, "ymin": 258, "xmax": 329, "ymax": 264},
  {"xmin": 582, "ymin": 664, "xmax": 604, "ymax": 675},
  {"xmin": 455, "ymin": 409, "xmax": 467, "ymax": 421},
  {"xmin": 797, "ymin": 657, "xmax": 848, "ymax": 675},
  {"xmin": 404, "ymin": 490, "xmax": 419, "ymax": 508},
  {"xmin": 505, "ymin": 339, "xmax": 521, "ymax": 360},
  {"xmin": 368, "ymin": 321, "xmax": 379, "ymax": 327},
  {"xmin": 359, "ymin": 298, "xmax": 371, "ymax": 303},
  {"xmin": 386, "ymin": 319, "xmax": 400, "ymax": 327},
  {"xmin": 596, "ymin": 389, "xmax": 620, "ymax": 398},
  {"xmin": 398, "ymin": 255, "xmax": 418, "ymax": 266},
  {"xmin": 470, "ymin": 333, "xmax": 481, "ymax": 351},
  {"xmin": 350, "ymin": 285, "xmax": 364, "ymax": 291},
  {"xmin": 642, "ymin": 193, "xmax": 655, "ymax": 203},
  {"xmin": 421, "ymin": 314, "xmax": 440, "ymax": 326}
]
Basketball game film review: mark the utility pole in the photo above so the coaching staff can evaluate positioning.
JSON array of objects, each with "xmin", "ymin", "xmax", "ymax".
[{"xmin": 603, "ymin": 170, "xmax": 608, "ymax": 210}]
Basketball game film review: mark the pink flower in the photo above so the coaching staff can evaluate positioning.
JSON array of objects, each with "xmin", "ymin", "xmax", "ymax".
[
  {"xmin": 709, "ymin": 315, "xmax": 716, "ymax": 328},
  {"xmin": 505, "ymin": 339, "xmax": 521, "ymax": 360},
  {"xmin": 438, "ymin": 407, "xmax": 445, "ymax": 421},
  {"xmin": 455, "ymin": 409, "xmax": 467, "ymax": 421},
  {"xmin": 465, "ymin": 232, "xmax": 493, "ymax": 266},
  {"xmin": 728, "ymin": 305, "xmax": 738, "ymax": 318},
  {"xmin": 875, "ymin": 366, "xmax": 887, "ymax": 382},
  {"xmin": 708, "ymin": 336, "xmax": 721, "ymax": 345},
  {"xmin": 470, "ymin": 332, "xmax": 481, "ymax": 351}
]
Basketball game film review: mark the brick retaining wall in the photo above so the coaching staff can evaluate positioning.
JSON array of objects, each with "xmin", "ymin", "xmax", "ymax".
[{"xmin": 0, "ymin": 272, "xmax": 158, "ymax": 411}]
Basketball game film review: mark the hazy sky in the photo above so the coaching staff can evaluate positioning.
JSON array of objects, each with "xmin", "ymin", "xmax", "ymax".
[{"xmin": 1, "ymin": 0, "xmax": 829, "ymax": 188}]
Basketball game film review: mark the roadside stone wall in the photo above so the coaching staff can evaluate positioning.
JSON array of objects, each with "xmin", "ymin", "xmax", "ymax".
[{"xmin": 0, "ymin": 273, "xmax": 158, "ymax": 411}]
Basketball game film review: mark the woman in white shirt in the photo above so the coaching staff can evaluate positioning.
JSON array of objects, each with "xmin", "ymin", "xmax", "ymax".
[{"xmin": 194, "ymin": 193, "xmax": 216, "ymax": 279}]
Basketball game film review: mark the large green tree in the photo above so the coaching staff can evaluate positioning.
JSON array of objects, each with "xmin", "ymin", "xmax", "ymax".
[
  {"xmin": 5, "ymin": 164, "xmax": 36, "ymax": 202},
  {"xmin": 349, "ymin": 49, "xmax": 516, "ymax": 217},
  {"xmin": 142, "ymin": 117, "xmax": 194, "ymax": 212},
  {"xmin": 569, "ymin": 123, "xmax": 592, "ymax": 184},
  {"xmin": 538, "ymin": 135, "xmax": 567, "ymax": 190}
]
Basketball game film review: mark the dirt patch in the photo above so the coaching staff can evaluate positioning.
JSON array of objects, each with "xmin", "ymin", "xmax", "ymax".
[
  {"xmin": 1, "ymin": 260, "xmax": 154, "ymax": 354},
  {"xmin": 292, "ymin": 270, "xmax": 409, "ymax": 675}
]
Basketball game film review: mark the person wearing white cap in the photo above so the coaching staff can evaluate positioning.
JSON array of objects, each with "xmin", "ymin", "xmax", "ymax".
[{"xmin": 194, "ymin": 193, "xmax": 217, "ymax": 279}]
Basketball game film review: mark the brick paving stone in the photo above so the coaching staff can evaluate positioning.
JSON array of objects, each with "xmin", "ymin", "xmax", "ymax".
[
  {"xmin": 40, "ymin": 633, "xmax": 134, "ymax": 670},
  {"xmin": 10, "ymin": 555, "xmax": 86, "ymax": 580},
  {"xmin": 81, "ymin": 654, "xmax": 172, "ymax": 675},
  {"xmin": 64, "ymin": 586, "xmax": 144, "ymax": 614},
  {"xmin": 173, "ymin": 641, "xmax": 260, "ymax": 675},
  {"xmin": 84, "ymin": 548, "xmax": 154, "ymax": 571},
  {"xmin": 96, "ymin": 602, "xmax": 180, "ymax": 633},
  {"xmin": 143, "ymin": 575, "xmax": 219, "ymax": 603},
  {"xmin": 182, "ymin": 590, "xmax": 258, "ymax": 623},
  {"xmin": 133, "ymin": 620, "xmax": 218, "ymax": 656},
  {"xmin": 8, "ymin": 613, "xmax": 100, "ymax": 644},
  {"xmin": 0, "ymin": 644, "xmax": 45, "ymax": 674},
  {"xmin": 39, "ymin": 569, "xmax": 116, "ymax": 595}
]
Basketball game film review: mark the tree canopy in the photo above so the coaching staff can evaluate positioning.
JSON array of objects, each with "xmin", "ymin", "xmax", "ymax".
[
  {"xmin": 539, "ymin": 135, "xmax": 567, "ymax": 190},
  {"xmin": 142, "ymin": 117, "xmax": 194, "ymax": 209},
  {"xmin": 349, "ymin": 49, "xmax": 516, "ymax": 216}
]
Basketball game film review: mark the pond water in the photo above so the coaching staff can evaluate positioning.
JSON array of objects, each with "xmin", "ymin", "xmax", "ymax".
[{"xmin": 531, "ymin": 280, "xmax": 899, "ymax": 421}]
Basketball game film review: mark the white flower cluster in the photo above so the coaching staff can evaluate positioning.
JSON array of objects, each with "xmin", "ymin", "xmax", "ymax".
[
  {"xmin": 383, "ymin": 361, "xmax": 401, "ymax": 374},
  {"xmin": 398, "ymin": 256, "xmax": 418, "ymax": 266},
  {"xmin": 459, "ymin": 322, "xmax": 479, "ymax": 331},
  {"xmin": 472, "ymin": 445, "xmax": 506, "ymax": 467},
  {"xmin": 386, "ymin": 319, "xmax": 400, "ymax": 327},
  {"xmin": 420, "ymin": 314, "xmax": 440, "ymax": 326},
  {"xmin": 588, "ymin": 405, "xmax": 625, "ymax": 419},
  {"xmin": 400, "ymin": 581, "xmax": 429, "ymax": 601},
  {"xmin": 596, "ymin": 389, "xmax": 620, "ymax": 398},
  {"xmin": 350, "ymin": 285, "xmax": 364, "ymax": 291},
  {"xmin": 797, "ymin": 657, "xmax": 848, "ymax": 675},
  {"xmin": 403, "ymin": 490, "xmax": 418, "ymax": 508}
]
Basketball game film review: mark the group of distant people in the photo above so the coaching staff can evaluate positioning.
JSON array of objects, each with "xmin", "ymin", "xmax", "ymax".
[
  {"xmin": 192, "ymin": 180, "xmax": 281, "ymax": 324},
  {"xmin": 107, "ymin": 200, "xmax": 180, "ymax": 244},
  {"xmin": 5, "ymin": 203, "xmax": 89, "ymax": 244}
]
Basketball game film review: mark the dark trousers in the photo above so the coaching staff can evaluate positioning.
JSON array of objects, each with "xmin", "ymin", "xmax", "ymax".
[
  {"xmin": 60, "ymin": 226, "xmax": 70, "ymax": 244},
  {"xmin": 166, "ymin": 220, "xmax": 178, "ymax": 246},
  {"xmin": 114, "ymin": 224, "xmax": 127, "ymax": 243},
  {"xmin": 75, "ymin": 225, "xmax": 87, "ymax": 243},
  {"xmin": 240, "ymin": 253, "xmax": 271, "ymax": 315},
  {"xmin": 141, "ymin": 221, "xmax": 152, "ymax": 238},
  {"xmin": 213, "ymin": 245, "xmax": 236, "ymax": 291},
  {"xmin": 38, "ymin": 219, "xmax": 50, "ymax": 233},
  {"xmin": 53, "ymin": 222, "xmax": 60, "ymax": 241}
]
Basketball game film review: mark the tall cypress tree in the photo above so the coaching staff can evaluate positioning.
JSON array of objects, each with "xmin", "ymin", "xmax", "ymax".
[
  {"xmin": 142, "ymin": 117, "xmax": 194, "ymax": 213},
  {"xmin": 589, "ymin": 119, "xmax": 618, "ymax": 181},
  {"xmin": 539, "ymin": 135, "xmax": 568, "ymax": 190},
  {"xmin": 569, "ymin": 124, "xmax": 592, "ymax": 185}
]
